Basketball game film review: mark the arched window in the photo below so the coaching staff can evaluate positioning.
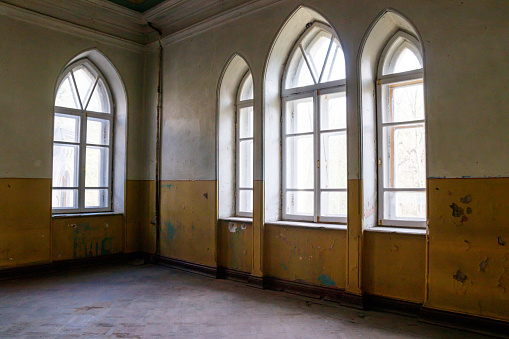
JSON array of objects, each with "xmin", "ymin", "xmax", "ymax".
[
  {"xmin": 236, "ymin": 71, "xmax": 254, "ymax": 216},
  {"xmin": 282, "ymin": 22, "xmax": 347, "ymax": 223},
  {"xmin": 52, "ymin": 59, "xmax": 114, "ymax": 213},
  {"xmin": 377, "ymin": 31, "xmax": 426, "ymax": 226}
]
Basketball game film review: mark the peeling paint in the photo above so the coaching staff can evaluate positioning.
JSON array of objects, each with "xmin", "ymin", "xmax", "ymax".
[
  {"xmin": 166, "ymin": 222, "xmax": 176, "ymax": 240},
  {"xmin": 281, "ymin": 262, "xmax": 288, "ymax": 271},
  {"xmin": 460, "ymin": 194, "xmax": 472, "ymax": 204},
  {"xmin": 318, "ymin": 274, "xmax": 336, "ymax": 287},
  {"xmin": 479, "ymin": 259, "xmax": 488, "ymax": 272},
  {"xmin": 453, "ymin": 270, "xmax": 467, "ymax": 283},
  {"xmin": 228, "ymin": 222, "xmax": 237, "ymax": 233},
  {"xmin": 449, "ymin": 203, "xmax": 464, "ymax": 217},
  {"xmin": 203, "ymin": 192, "xmax": 208, "ymax": 199},
  {"xmin": 466, "ymin": 207, "xmax": 472, "ymax": 214},
  {"xmin": 498, "ymin": 237, "xmax": 506, "ymax": 246},
  {"xmin": 163, "ymin": 184, "xmax": 172, "ymax": 189}
]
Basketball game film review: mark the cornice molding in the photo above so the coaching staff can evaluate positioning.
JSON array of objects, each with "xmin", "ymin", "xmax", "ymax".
[
  {"xmin": 145, "ymin": 0, "xmax": 281, "ymax": 51},
  {"xmin": 0, "ymin": 1, "xmax": 144, "ymax": 53}
]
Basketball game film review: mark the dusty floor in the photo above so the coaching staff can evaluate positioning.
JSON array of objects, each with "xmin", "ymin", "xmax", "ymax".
[{"xmin": 0, "ymin": 263, "xmax": 492, "ymax": 338}]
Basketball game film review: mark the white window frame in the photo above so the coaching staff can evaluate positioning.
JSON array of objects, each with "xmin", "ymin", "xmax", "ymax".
[
  {"xmin": 52, "ymin": 59, "xmax": 114, "ymax": 214},
  {"xmin": 236, "ymin": 71, "xmax": 254, "ymax": 217},
  {"xmin": 376, "ymin": 31, "xmax": 426, "ymax": 228},
  {"xmin": 281, "ymin": 22, "xmax": 347, "ymax": 224}
]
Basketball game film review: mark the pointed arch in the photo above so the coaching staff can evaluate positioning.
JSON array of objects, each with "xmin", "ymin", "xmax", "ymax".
[
  {"xmin": 217, "ymin": 53, "xmax": 253, "ymax": 218},
  {"xmin": 358, "ymin": 9, "xmax": 426, "ymax": 228},
  {"xmin": 52, "ymin": 49, "xmax": 127, "ymax": 213}
]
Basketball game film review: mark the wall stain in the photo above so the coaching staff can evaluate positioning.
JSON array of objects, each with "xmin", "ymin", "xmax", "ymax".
[
  {"xmin": 281, "ymin": 262, "xmax": 288, "ymax": 271},
  {"xmin": 73, "ymin": 222, "xmax": 113, "ymax": 259},
  {"xmin": 498, "ymin": 237, "xmax": 506, "ymax": 246},
  {"xmin": 460, "ymin": 194, "xmax": 472, "ymax": 204},
  {"xmin": 479, "ymin": 259, "xmax": 488, "ymax": 272},
  {"xmin": 203, "ymin": 192, "xmax": 208, "ymax": 199},
  {"xmin": 318, "ymin": 274, "xmax": 336, "ymax": 287},
  {"xmin": 163, "ymin": 184, "xmax": 172, "ymax": 190},
  {"xmin": 449, "ymin": 203, "xmax": 464, "ymax": 217},
  {"xmin": 453, "ymin": 270, "xmax": 467, "ymax": 283},
  {"xmin": 166, "ymin": 222, "xmax": 176, "ymax": 240}
]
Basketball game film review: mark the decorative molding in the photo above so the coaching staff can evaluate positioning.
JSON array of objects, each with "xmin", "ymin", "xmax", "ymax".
[
  {"xmin": 0, "ymin": 1, "xmax": 145, "ymax": 53},
  {"xmin": 145, "ymin": 0, "xmax": 282, "ymax": 51}
]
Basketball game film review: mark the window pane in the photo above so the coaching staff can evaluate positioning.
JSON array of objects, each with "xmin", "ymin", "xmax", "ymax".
[
  {"xmin": 55, "ymin": 75, "xmax": 80, "ymax": 109},
  {"xmin": 85, "ymin": 189, "xmax": 109, "ymax": 208},
  {"xmin": 85, "ymin": 147, "xmax": 109, "ymax": 187},
  {"xmin": 286, "ymin": 135, "xmax": 314, "ymax": 189},
  {"xmin": 286, "ymin": 191, "xmax": 314, "ymax": 216},
  {"xmin": 86, "ymin": 78, "xmax": 110, "ymax": 113},
  {"xmin": 383, "ymin": 124, "xmax": 426, "ymax": 189},
  {"xmin": 393, "ymin": 47, "xmax": 421, "ymax": 74},
  {"xmin": 52, "ymin": 144, "xmax": 79, "ymax": 187},
  {"xmin": 285, "ymin": 48, "xmax": 315, "ymax": 89},
  {"xmin": 385, "ymin": 81, "xmax": 424, "ymax": 123},
  {"xmin": 320, "ymin": 131, "xmax": 347, "ymax": 189},
  {"xmin": 285, "ymin": 97, "xmax": 314, "ymax": 134},
  {"xmin": 72, "ymin": 65, "xmax": 97, "ymax": 109},
  {"xmin": 321, "ymin": 39, "xmax": 346, "ymax": 82},
  {"xmin": 320, "ymin": 191, "xmax": 347, "ymax": 217},
  {"xmin": 384, "ymin": 191, "xmax": 426, "ymax": 220},
  {"xmin": 302, "ymin": 29, "xmax": 331, "ymax": 80},
  {"xmin": 239, "ymin": 73, "xmax": 253, "ymax": 101},
  {"xmin": 238, "ymin": 140, "xmax": 253, "ymax": 188},
  {"xmin": 320, "ymin": 92, "xmax": 346, "ymax": 130},
  {"xmin": 238, "ymin": 189, "xmax": 253, "ymax": 214},
  {"xmin": 87, "ymin": 118, "xmax": 110, "ymax": 145},
  {"xmin": 54, "ymin": 114, "xmax": 80, "ymax": 143},
  {"xmin": 238, "ymin": 107, "xmax": 253, "ymax": 139},
  {"xmin": 52, "ymin": 189, "xmax": 78, "ymax": 209}
]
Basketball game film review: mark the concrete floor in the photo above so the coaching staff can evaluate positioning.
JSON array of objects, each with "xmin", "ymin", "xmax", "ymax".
[{"xmin": 0, "ymin": 264, "xmax": 491, "ymax": 338}]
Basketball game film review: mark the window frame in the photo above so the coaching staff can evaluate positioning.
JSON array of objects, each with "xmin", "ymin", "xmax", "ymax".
[
  {"xmin": 235, "ymin": 71, "xmax": 254, "ymax": 217},
  {"xmin": 52, "ymin": 59, "xmax": 114, "ymax": 214},
  {"xmin": 281, "ymin": 22, "xmax": 347, "ymax": 224},
  {"xmin": 376, "ymin": 31, "xmax": 426, "ymax": 228}
]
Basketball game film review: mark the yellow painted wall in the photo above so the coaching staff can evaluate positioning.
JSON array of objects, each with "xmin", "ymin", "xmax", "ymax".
[
  {"xmin": 427, "ymin": 178, "xmax": 509, "ymax": 321},
  {"xmin": 0, "ymin": 178, "xmax": 51, "ymax": 268},
  {"xmin": 217, "ymin": 220, "xmax": 253, "ymax": 273},
  {"xmin": 363, "ymin": 231, "xmax": 426, "ymax": 303},
  {"xmin": 160, "ymin": 180, "xmax": 217, "ymax": 267},
  {"xmin": 264, "ymin": 224, "xmax": 347, "ymax": 289},
  {"xmin": 51, "ymin": 214, "xmax": 124, "ymax": 261},
  {"xmin": 126, "ymin": 180, "xmax": 156, "ymax": 254}
]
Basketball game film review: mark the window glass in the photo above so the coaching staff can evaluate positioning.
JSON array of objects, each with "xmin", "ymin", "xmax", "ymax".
[
  {"xmin": 285, "ymin": 135, "xmax": 314, "ymax": 190},
  {"xmin": 321, "ymin": 191, "xmax": 347, "ymax": 217},
  {"xmin": 73, "ymin": 65, "xmax": 97, "ymax": 108},
  {"xmin": 239, "ymin": 74, "xmax": 254, "ymax": 101},
  {"xmin": 87, "ymin": 78, "xmax": 110, "ymax": 113},
  {"xmin": 52, "ymin": 144, "xmax": 79, "ymax": 187},
  {"xmin": 86, "ymin": 118, "xmax": 110, "ymax": 145},
  {"xmin": 393, "ymin": 47, "xmax": 421, "ymax": 73},
  {"xmin": 285, "ymin": 97, "xmax": 314, "ymax": 134},
  {"xmin": 85, "ymin": 147, "xmax": 109, "ymax": 188},
  {"xmin": 238, "ymin": 190, "xmax": 253, "ymax": 214},
  {"xmin": 320, "ymin": 131, "xmax": 347, "ymax": 189},
  {"xmin": 285, "ymin": 48, "xmax": 315, "ymax": 89},
  {"xmin": 55, "ymin": 75, "xmax": 80, "ymax": 109},
  {"xmin": 54, "ymin": 114, "xmax": 80, "ymax": 143},
  {"xmin": 286, "ymin": 191, "xmax": 314, "ymax": 216}
]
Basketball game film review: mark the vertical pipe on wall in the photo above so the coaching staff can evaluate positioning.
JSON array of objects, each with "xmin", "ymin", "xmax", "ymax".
[{"xmin": 149, "ymin": 23, "xmax": 163, "ymax": 257}]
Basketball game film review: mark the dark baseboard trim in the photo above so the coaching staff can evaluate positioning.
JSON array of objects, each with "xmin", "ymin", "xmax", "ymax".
[
  {"xmin": 0, "ymin": 252, "xmax": 138, "ymax": 281},
  {"xmin": 364, "ymin": 294, "xmax": 421, "ymax": 317},
  {"xmin": 247, "ymin": 275, "xmax": 264, "ymax": 289},
  {"xmin": 263, "ymin": 276, "xmax": 347, "ymax": 304},
  {"xmin": 153, "ymin": 255, "xmax": 217, "ymax": 278},
  {"xmin": 217, "ymin": 267, "xmax": 250, "ymax": 283},
  {"xmin": 419, "ymin": 307, "xmax": 509, "ymax": 338}
]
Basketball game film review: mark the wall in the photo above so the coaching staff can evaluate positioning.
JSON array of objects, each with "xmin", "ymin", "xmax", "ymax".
[
  {"xmin": 0, "ymin": 14, "xmax": 145, "ymax": 267},
  {"xmin": 150, "ymin": 0, "xmax": 508, "ymax": 322}
]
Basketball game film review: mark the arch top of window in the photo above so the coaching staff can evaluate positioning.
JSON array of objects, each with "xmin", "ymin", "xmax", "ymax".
[
  {"xmin": 238, "ymin": 71, "xmax": 253, "ymax": 102},
  {"xmin": 55, "ymin": 59, "xmax": 112, "ymax": 114},
  {"xmin": 379, "ymin": 31, "xmax": 423, "ymax": 77},
  {"xmin": 283, "ymin": 22, "xmax": 346, "ymax": 92}
]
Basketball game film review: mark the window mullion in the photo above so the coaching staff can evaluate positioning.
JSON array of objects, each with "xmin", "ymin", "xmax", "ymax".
[
  {"xmin": 314, "ymin": 90, "xmax": 320, "ymax": 222},
  {"xmin": 235, "ymin": 99, "xmax": 240, "ymax": 216},
  {"xmin": 78, "ymin": 110, "xmax": 87, "ymax": 212},
  {"xmin": 377, "ymin": 80, "xmax": 384, "ymax": 225}
]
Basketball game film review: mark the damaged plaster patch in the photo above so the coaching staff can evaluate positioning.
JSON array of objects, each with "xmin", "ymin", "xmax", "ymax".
[
  {"xmin": 228, "ymin": 222, "xmax": 237, "ymax": 233},
  {"xmin": 498, "ymin": 237, "xmax": 506, "ymax": 246},
  {"xmin": 460, "ymin": 194, "xmax": 472, "ymax": 204},
  {"xmin": 466, "ymin": 207, "xmax": 472, "ymax": 214},
  {"xmin": 203, "ymin": 192, "xmax": 208, "ymax": 199},
  {"xmin": 449, "ymin": 203, "xmax": 464, "ymax": 217},
  {"xmin": 479, "ymin": 259, "xmax": 488, "ymax": 272},
  {"xmin": 453, "ymin": 270, "xmax": 467, "ymax": 283},
  {"xmin": 318, "ymin": 274, "xmax": 336, "ymax": 287}
]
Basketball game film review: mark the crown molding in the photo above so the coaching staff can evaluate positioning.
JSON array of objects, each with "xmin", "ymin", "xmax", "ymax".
[
  {"xmin": 145, "ymin": 0, "xmax": 281, "ymax": 51},
  {"xmin": 0, "ymin": 1, "xmax": 144, "ymax": 53}
]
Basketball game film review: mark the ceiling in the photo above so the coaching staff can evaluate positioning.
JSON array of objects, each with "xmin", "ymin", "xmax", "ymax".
[{"xmin": 106, "ymin": 0, "xmax": 167, "ymax": 12}]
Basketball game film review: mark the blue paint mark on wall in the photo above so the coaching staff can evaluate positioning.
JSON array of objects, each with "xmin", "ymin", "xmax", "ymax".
[
  {"xmin": 166, "ymin": 222, "xmax": 176, "ymax": 240},
  {"xmin": 318, "ymin": 274, "xmax": 336, "ymax": 287},
  {"xmin": 281, "ymin": 262, "xmax": 288, "ymax": 271},
  {"xmin": 163, "ymin": 184, "xmax": 172, "ymax": 189}
]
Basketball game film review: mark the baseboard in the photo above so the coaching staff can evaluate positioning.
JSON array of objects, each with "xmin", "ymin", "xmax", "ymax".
[
  {"xmin": 217, "ymin": 267, "xmax": 250, "ymax": 282},
  {"xmin": 263, "ymin": 276, "xmax": 347, "ymax": 304},
  {"xmin": 419, "ymin": 307, "xmax": 509, "ymax": 338},
  {"xmin": 153, "ymin": 255, "xmax": 217, "ymax": 278},
  {"xmin": 364, "ymin": 294, "xmax": 421, "ymax": 317},
  {"xmin": 0, "ymin": 252, "xmax": 137, "ymax": 281}
]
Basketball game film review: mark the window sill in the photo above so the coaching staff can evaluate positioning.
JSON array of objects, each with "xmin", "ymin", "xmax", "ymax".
[
  {"xmin": 52, "ymin": 212, "xmax": 123, "ymax": 219},
  {"xmin": 266, "ymin": 220, "xmax": 347, "ymax": 231},
  {"xmin": 220, "ymin": 216, "xmax": 253, "ymax": 223},
  {"xmin": 364, "ymin": 226, "xmax": 426, "ymax": 235}
]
